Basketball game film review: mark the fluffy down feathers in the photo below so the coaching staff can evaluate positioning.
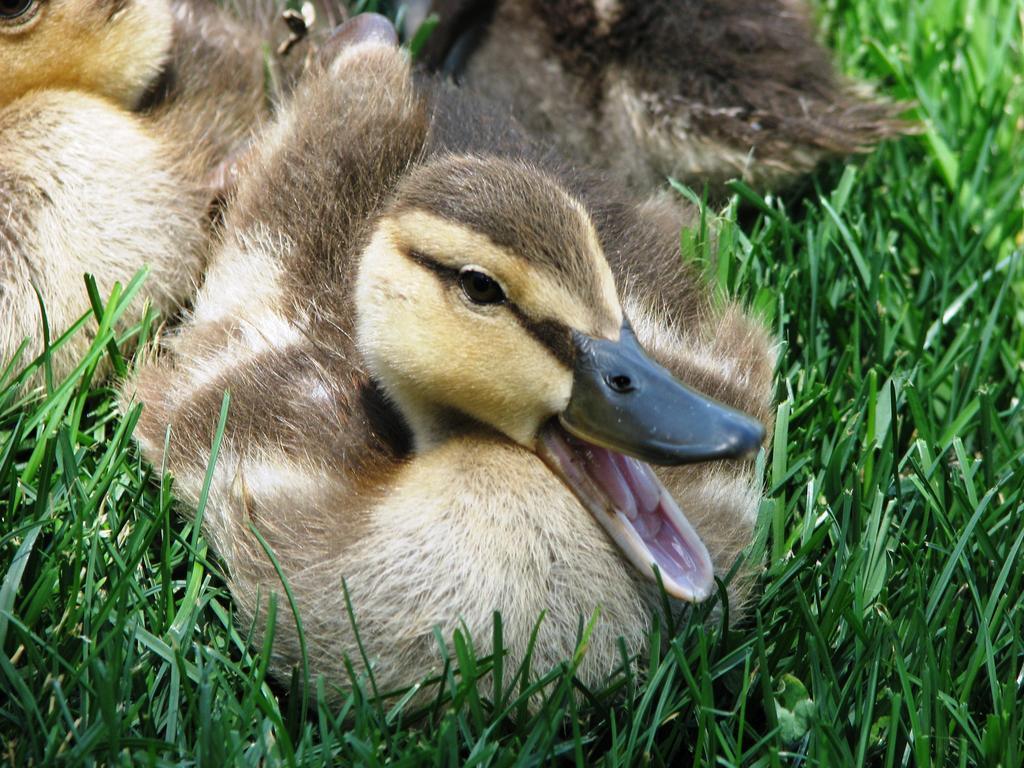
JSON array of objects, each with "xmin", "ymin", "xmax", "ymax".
[
  {"xmin": 128, "ymin": 38, "xmax": 776, "ymax": 698},
  {"xmin": 418, "ymin": 0, "xmax": 909, "ymax": 190}
]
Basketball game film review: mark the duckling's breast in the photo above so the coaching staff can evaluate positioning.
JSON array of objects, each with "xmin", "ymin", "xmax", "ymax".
[
  {"xmin": 0, "ymin": 90, "xmax": 206, "ymax": 380},
  {"xmin": 354, "ymin": 436, "xmax": 652, "ymax": 684},
  {"xmin": 222, "ymin": 434, "xmax": 655, "ymax": 696}
]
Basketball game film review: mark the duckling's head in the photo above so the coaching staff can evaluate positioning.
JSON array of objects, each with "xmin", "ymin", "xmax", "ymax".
[
  {"xmin": 357, "ymin": 155, "xmax": 765, "ymax": 602},
  {"xmin": 0, "ymin": 0, "xmax": 172, "ymax": 109}
]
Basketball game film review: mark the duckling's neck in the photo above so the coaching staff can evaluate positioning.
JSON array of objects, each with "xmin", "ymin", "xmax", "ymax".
[{"xmin": 378, "ymin": 379, "xmax": 478, "ymax": 454}]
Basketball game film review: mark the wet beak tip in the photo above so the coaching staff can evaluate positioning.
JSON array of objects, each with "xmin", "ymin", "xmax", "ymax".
[{"xmin": 660, "ymin": 567, "xmax": 716, "ymax": 603}]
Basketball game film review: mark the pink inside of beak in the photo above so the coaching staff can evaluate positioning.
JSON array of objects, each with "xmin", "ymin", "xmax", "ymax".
[{"xmin": 540, "ymin": 423, "xmax": 715, "ymax": 601}]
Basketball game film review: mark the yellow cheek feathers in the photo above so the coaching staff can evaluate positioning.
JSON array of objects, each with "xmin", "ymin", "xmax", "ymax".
[
  {"xmin": 355, "ymin": 227, "xmax": 574, "ymax": 448},
  {"xmin": 382, "ymin": 209, "xmax": 623, "ymax": 341},
  {"xmin": 0, "ymin": 0, "xmax": 173, "ymax": 110}
]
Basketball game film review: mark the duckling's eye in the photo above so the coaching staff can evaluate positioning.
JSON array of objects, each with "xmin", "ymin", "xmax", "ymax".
[
  {"xmin": 459, "ymin": 269, "xmax": 505, "ymax": 305},
  {"xmin": 0, "ymin": 0, "xmax": 36, "ymax": 21}
]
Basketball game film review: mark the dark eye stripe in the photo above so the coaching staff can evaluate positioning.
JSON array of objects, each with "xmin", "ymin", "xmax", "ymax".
[
  {"xmin": 405, "ymin": 249, "xmax": 574, "ymax": 368},
  {"xmin": 508, "ymin": 310, "xmax": 575, "ymax": 367},
  {"xmin": 407, "ymin": 250, "xmax": 458, "ymax": 281}
]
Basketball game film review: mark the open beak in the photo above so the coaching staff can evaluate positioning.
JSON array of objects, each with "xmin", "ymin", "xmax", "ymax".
[{"xmin": 537, "ymin": 323, "xmax": 765, "ymax": 602}]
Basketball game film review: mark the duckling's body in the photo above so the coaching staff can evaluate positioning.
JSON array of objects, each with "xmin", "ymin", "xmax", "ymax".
[
  {"xmin": 144, "ymin": 0, "xmax": 328, "ymax": 188},
  {"xmin": 131, "ymin": 31, "xmax": 775, "ymax": 695},
  {"xmin": 142, "ymin": 0, "xmax": 271, "ymax": 185},
  {"xmin": 415, "ymin": 0, "xmax": 906, "ymax": 190}
]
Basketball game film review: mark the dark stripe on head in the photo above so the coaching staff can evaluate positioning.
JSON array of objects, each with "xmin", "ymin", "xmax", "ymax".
[
  {"xmin": 407, "ymin": 249, "xmax": 458, "ymax": 282},
  {"xmin": 393, "ymin": 156, "xmax": 612, "ymax": 309},
  {"xmin": 405, "ymin": 248, "xmax": 575, "ymax": 368}
]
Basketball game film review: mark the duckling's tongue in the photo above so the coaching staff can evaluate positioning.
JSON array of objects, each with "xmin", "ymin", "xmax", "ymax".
[{"xmin": 538, "ymin": 423, "xmax": 715, "ymax": 602}]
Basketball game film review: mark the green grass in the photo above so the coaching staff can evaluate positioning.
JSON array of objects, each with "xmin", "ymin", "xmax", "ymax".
[{"xmin": 2, "ymin": 0, "xmax": 1023, "ymax": 763}]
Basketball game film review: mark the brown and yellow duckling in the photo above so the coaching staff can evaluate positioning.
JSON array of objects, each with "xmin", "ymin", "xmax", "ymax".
[
  {"xmin": 129, "ymin": 18, "xmax": 776, "ymax": 696},
  {"xmin": 0, "ymin": 0, "xmax": 330, "ymax": 382},
  {"xmin": 0, "ymin": 0, "xmax": 172, "ymax": 107},
  {"xmin": 411, "ymin": 0, "xmax": 907, "ymax": 191},
  {"xmin": 0, "ymin": 0, "xmax": 207, "ymax": 381}
]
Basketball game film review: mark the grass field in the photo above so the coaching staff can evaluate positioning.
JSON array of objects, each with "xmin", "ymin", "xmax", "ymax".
[{"xmin": 2, "ymin": 0, "xmax": 1023, "ymax": 764}]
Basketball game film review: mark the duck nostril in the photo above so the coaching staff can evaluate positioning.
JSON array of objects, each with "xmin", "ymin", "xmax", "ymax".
[{"xmin": 606, "ymin": 374, "xmax": 635, "ymax": 393}]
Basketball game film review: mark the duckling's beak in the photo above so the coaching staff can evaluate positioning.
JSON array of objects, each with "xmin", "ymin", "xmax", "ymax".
[
  {"xmin": 563, "ymin": 324, "xmax": 765, "ymax": 464},
  {"xmin": 537, "ymin": 323, "xmax": 765, "ymax": 603}
]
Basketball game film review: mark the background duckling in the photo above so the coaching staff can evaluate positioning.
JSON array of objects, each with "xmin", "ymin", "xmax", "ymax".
[
  {"xmin": 129, "ymin": 18, "xmax": 776, "ymax": 698},
  {"xmin": 411, "ymin": 0, "xmax": 908, "ymax": 191},
  {"xmin": 0, "ymin": 0, "xmax": 207, "ymax": 381},
  {"xmin": 141, "ymin": 0, "xmax": 272, "ymax": 193},
  {"xmin": 0, "ymin": 0, "xmax": 334, "ymax": 382}
]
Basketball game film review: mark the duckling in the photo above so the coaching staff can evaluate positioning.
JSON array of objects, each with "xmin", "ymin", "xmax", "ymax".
[
  {"xmin": 129, "ymin": 18, "xmax": 776, "ymax": 697},
  {"xmin": 0, "ymin": 0, "xmax": 333, "ymax": 381},
  {"xmin": 0, "ymin": 0, "xmax": 207, "ymax": 381},
  {"xmin": 140, "ymin": 0, "xmax": 272, "ymax": 190},
  {"xmin": 412, "ymin": 0, "xmax": 907, "ymax": 191}
]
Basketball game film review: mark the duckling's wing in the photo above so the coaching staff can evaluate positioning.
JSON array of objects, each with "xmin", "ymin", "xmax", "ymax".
[{"xmin": 131, "ymin": 33, "xmax": 426, "ymax": 546}]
